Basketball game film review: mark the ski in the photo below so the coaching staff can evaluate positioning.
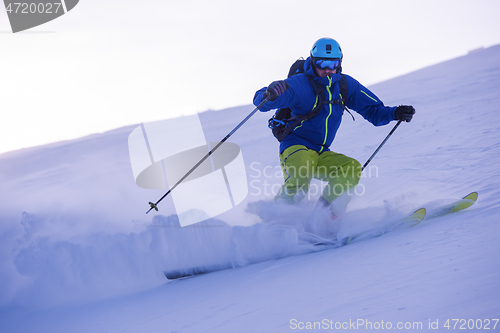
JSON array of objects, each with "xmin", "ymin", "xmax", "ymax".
[
  {"xmin": 164, "ymin": 192, "xmax": 478, "ymax": 280},
  {"xmin": 163, "ymin": 209, "xmax": 425, "ymax": 279},
  {"xmin": 164, "ymin": 263, "xmax": 233, "ymax": 280},
  {"xmin": 427, "ymin": 191, "xmax": 478, "ymax": 218},
  {"xmin": 331, "ymin": 191, "xmax": 478, "ymax": 246},
  {"xmin": 337, "ymin": 208, "xmax": 426, "ymax": 246}
]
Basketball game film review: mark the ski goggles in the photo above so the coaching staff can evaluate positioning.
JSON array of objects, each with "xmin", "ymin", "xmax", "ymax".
[{"xmin": 314, "ymin": 58, "xmax": 341, "ymax": 70}]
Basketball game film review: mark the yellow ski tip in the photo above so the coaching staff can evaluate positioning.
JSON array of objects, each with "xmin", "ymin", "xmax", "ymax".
[
  {"xmin": 451, "ymin": 192, "xmax": 478, "ymax": 212},
  {"xmin": 411, "ymin": 208, "xmax": 427, "ymax": 220},
  {"xmin": 463, "ymin": 192, "xmax": 478, "ymax": 202}
]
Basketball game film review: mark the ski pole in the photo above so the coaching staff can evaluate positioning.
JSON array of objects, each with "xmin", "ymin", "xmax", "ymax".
[
  {"xmin": 146, "ymin": 95, "xmax": 272, "ymax": 214},
  {"xmin": 361, "ymin": 119, "xmax": 403, "ymax": 171}
]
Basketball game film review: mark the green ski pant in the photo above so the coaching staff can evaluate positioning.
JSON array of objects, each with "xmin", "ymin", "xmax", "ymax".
[{"xmin": 277, "ymin": 145, "xmax": 362, "ymax": 204}]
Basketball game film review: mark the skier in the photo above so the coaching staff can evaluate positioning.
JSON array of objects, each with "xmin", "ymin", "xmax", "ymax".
[{"xmin": 253, "ymin": 37, "xmax": 415, "ymax": 228}]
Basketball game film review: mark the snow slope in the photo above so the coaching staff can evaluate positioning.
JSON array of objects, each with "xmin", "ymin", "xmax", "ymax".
[{"xmin": 1, "ymin": 45, "xmax": 500, "ymax": 332}]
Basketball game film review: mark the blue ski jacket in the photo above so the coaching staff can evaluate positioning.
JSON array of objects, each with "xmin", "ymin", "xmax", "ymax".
[{"xmin": 254, "ymin": 57, "xmax": 397, "ymax": 154}]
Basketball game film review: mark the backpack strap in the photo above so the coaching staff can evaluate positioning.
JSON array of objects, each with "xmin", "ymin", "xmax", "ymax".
[
  {"xmin": 305, "ymin": 74, "xmax": 324, "ymax": 117},
  {"xmin": 306, "ymin": 74, "xmax": 355, "ymax": 121},
  {"xmin": 339, "ymin": 74, "xmax": 355, "ymax": 121}
]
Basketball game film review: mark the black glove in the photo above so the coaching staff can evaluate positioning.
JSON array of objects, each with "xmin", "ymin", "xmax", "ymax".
[
  {"xmin": 394, "ymin": 105, "xmax": 415, "ymax": 122},
  {"xmin": 264, "ymin": 80, "xmax": 289, "ymax": 101}
]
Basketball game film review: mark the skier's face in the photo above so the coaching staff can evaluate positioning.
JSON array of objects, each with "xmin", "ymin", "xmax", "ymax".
[
  {"xmin": 313, "ymin": 58, "xmax": 340, "ymax": 77},
  {"xmin": 315, "ymin": 67, "xmax": 337, "ymax": 77}
]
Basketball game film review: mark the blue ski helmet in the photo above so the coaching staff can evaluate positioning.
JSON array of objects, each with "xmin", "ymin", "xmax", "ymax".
[{"xmin": 310, "ymin": 37, "xmax": 343, "ymax": 59}]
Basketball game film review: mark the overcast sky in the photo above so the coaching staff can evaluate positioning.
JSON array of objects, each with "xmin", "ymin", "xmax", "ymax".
[{"xmin": 1, "ymin": 0, "xmax": 500, "ymax": 155}]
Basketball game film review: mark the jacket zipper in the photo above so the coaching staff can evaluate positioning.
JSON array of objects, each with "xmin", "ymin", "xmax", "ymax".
[{"xmin": 320, "ymin": 76, "xmax": 334, "ymax": 153}]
